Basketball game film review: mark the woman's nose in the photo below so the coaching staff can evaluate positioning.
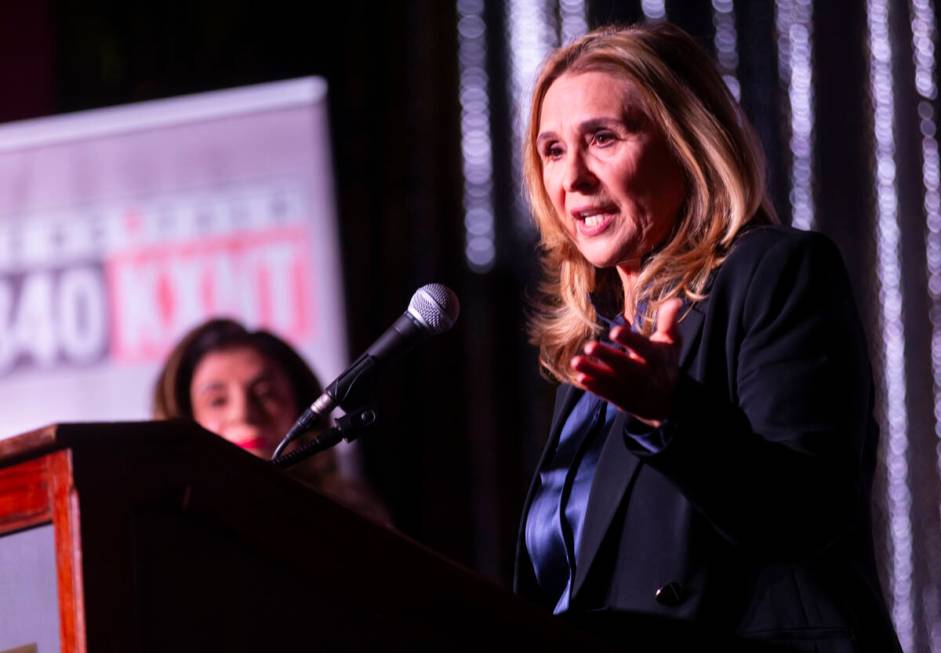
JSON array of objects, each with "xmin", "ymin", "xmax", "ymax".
[
  {"xmin": 563, "ymin": 151, "xmax": 597, "ymax": 193},
  {"xmin": 229, "ymin": 390, "xmax": 263, "ymax": 424}
]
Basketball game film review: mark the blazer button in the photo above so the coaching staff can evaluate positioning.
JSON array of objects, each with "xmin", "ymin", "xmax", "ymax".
[{"xmin": 655, "ymin": 582, "xmax": 686, "ymax": 606}]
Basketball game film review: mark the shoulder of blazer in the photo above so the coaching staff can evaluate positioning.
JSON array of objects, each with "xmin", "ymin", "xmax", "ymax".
[
  {"xmin": 725, "ymin": 223, "xmax": 833, "ymax": 265},
  {"xmin": 709, "ymin": 224, "xmax": 845, "ymax": 295}
]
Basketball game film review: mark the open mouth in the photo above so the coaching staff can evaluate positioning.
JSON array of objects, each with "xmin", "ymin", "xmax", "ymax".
[
  {"xmin": 573, "ymin": 207, "xmax": 617, "ymax": 236},
  {"xmin": 582, "ymin": 213, "xmax": 609, "ymax": 228}
]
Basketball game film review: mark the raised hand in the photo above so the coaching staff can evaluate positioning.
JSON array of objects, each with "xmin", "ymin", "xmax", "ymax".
[{"xmin": 570, "ymin": 298, "xmax": 683, "ymax": 427}]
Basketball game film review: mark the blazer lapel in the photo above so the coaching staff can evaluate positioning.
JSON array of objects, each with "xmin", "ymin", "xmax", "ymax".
[
  {"xmin": 571, "ymin": 407, "xmax": 640, "ymax": 600},
  {"xmin": 513, "ymin": 383, "xmax": 583, "ymax": 594},
  {"xmin": 677, "ymin": 300, "xmax": 705, "ymax": 370},
  {"xmin": 571, "ymin": 300, "xmax": 705, "ymax": 601}
]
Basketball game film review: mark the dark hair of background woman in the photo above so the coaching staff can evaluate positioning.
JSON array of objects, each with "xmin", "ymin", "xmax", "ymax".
[{"xmin": 153, "ymin": 317, "xmax": 324, "ymax": 428}]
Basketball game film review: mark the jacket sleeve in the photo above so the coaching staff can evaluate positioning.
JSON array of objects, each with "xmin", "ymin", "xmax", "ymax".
[{"xmin": 628, "ymin": 230, "xmax": 876, "ymax": 555}]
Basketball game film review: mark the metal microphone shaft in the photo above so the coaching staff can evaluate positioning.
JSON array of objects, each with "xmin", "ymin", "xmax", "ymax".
[{"xmin": 270, "ymin": 283, "xmax": 460, "ymax": 461}]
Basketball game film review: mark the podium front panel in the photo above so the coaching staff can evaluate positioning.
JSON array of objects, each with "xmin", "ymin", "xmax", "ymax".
[
  {"xmin": 0, "ymin": 523, "xmax": 59, "ymax": 653},
  {"xmin": 0, "ymin": 449, "xmax": 84, "ymax": 653}
]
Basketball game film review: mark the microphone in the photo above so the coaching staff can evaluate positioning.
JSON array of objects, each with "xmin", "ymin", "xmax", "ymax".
[{"xmin": 272, "ymin": 283, "xmax": 460, "ymax": 458}]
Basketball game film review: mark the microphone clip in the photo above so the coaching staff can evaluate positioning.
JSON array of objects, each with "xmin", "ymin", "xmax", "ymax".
[{"xmin": 270, "ymin": 405, "xmax": 378, "ymax": 469}]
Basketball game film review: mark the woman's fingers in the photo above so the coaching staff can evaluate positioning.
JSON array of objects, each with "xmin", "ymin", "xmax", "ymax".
[
  {"xmin": 609, "ymin": 298, "xmax": 684, "ymax": 353},
  {"xmin": 585, "ymin": 339, "xmax": 645, "ymax": 367},
  {"xmin": 577, "ymin": 373, "xmax": 628, "ymax": 406},
  {"xmin": 571, "ymin": 299, "xmax": 684, "ymax": 419},
  {"xmin": 571, "ymin": 352, "xmax": 617, "ymax": 378},
  {"xmin": 573, "ymin": 342, "xmax": 646, "ymax": 390},
  {"xmin": 609, "ymin": 325, "xmax": 657, "ymax": 358},
  {"xmin": 653, "ymin": 298, "xmax": 683, "ymax": 343}
]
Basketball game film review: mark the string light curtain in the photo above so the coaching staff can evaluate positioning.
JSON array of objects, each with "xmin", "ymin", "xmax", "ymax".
[
  {"xmin": 775, "ymin": 0, "xmax": 816, "ymax": 231},
  {"xmin": 456, "ymin": 0, "xmax": 498, "ymax": 273},
  {"xmin": 866, "ymin": 0, "xmax": 915, "ymax": 649}
]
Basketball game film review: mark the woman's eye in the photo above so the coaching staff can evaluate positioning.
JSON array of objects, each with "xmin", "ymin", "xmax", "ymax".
[
  {"xmin": 207, "ymin": 396, "xmax": 227, "ymax": 408},
  {"xmin": 593, "ymin": 131, "xmax": 617, "ymax": 146},
  {"xmin": 542, "ymin": 143, "xmax": 564, "ymax": 160},
  {"xmin": 253, "ymin": 384, "xmax": 280, "ymax": 403}
]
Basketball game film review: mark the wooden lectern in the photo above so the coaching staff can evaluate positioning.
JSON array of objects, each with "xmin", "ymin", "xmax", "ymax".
[{"xmin": 0, "ymin": 421, "xmax": 618, "ymax": 653}]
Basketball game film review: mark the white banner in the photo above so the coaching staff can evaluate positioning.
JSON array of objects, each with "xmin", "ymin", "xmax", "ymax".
[{"xmin": 0, "ymin": 78, "xmax": 347, "ymax": 436}]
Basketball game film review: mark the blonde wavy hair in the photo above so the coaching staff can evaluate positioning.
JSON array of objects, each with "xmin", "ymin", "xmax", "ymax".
[{"xmin": 526, "ymin": 22, "xmax": 776, "ymax": 384}]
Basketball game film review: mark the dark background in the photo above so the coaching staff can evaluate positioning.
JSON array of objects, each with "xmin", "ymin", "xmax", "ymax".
[{"xmin": 2, "ymin": 1, "xmax": 940, "ymax": 650}]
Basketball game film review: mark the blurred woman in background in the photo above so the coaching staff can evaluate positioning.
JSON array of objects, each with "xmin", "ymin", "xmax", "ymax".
[{"xmin": 153, "ymin": 318, "xmax": 387, "ymax": 522}]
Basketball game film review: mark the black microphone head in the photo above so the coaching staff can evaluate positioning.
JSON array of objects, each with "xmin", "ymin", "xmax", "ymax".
[{"xmin": 407, "ymin": 283, "xmax": 460, "ymax": 334}]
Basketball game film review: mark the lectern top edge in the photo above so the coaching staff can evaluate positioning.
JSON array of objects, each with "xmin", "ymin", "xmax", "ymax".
[{"xmin": 0, "ymin": 420, "xmax": 210, "ymax": 468}]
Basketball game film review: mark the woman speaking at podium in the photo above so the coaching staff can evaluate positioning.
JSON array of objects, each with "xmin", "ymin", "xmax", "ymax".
[{"xmin": 515, "ymin": 22, "xmax": 900, "ymax": 652}]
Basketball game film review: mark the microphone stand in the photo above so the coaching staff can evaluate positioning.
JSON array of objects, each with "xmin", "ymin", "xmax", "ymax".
[{"xmin": 271, "ymin": 406, "xmax": 377, "ymax": 469}]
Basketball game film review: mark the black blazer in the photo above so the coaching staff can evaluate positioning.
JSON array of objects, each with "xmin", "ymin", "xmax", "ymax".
[{"xmin": 515, "ymin": 226, "xmax": 901, "ymax": 652}]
